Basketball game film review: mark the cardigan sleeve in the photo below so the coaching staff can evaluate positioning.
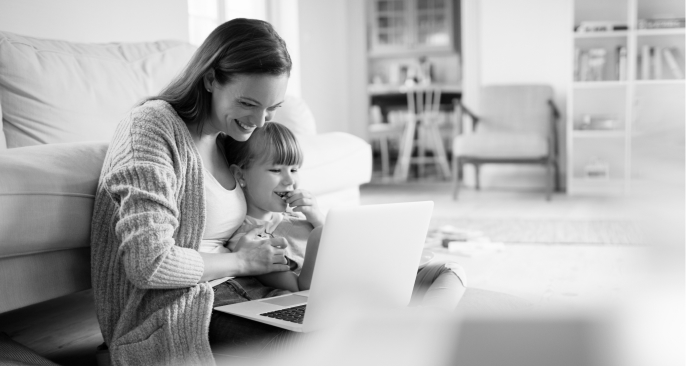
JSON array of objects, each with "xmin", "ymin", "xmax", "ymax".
[
  {"xmin": 104, "ymin": 163, "xmax": 205, "ymax": 289},
  {"xmin": 100, "ymin": 104, "xmax": 205, "ymax": 289}
]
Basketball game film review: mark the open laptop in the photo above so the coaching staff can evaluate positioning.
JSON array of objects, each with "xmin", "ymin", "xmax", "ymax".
[{"xmin": 213, "ymin": 201, "xmax": 434, "ymax": 333}]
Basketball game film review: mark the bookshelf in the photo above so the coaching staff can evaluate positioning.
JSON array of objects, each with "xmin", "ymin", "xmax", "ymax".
[{"xmin": 568, "ymin": 0, "xmax": 685, "ymax": 195}]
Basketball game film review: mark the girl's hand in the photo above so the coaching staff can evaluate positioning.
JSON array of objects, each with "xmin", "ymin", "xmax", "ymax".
[
  {"xmin": 286, "ymin": 189, "xmax": 325, "ymax": 228},
  {"xmin": 232, "ymin": 227, "xmax": 291, "ymax": 275}
]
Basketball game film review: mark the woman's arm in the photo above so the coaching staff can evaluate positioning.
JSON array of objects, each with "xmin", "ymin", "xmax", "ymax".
[
  {"xmin": 253, "ymin": 226, "xmax": 323, "ymax": 292},
  {"xmin": 200, "ymin": 227, "xmax": 291, "ymax": 282}
]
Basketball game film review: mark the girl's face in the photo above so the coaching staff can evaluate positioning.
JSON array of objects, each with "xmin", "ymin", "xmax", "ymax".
[
  {"xmin": 241, "ymin": 157, "xmax": 300, "ymax": 220},
  {"xmin": 206, "ymin": 73, "xmax": 288, "ymax": 141}
]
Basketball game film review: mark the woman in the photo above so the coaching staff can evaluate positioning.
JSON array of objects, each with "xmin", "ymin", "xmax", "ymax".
[{"xmin": 90, "ymin": 18, "xmax": 293, "ymax": 365}]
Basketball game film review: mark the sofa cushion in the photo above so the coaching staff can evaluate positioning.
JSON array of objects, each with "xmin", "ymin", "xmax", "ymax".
[
  {"xmin": 453, "ymin": 131, "xmax": 549, "ymax": 159},
  {"xmin": 0, "ymin": 142, "xmax": 107, "ymax": 258},
  {"xmin": 0, "ymin": 31, "xmax": 196, "ymax": 148}
]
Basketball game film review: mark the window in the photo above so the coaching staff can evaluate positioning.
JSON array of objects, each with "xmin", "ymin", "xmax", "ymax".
[{"xmin": 187, "ymin": 0, "xmax": 268, "ymax": 46}]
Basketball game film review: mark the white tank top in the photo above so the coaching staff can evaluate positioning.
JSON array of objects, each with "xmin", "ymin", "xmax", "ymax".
[{"xmin": 198, "ymin": 168, "xmax": 246, "ymax": 253}]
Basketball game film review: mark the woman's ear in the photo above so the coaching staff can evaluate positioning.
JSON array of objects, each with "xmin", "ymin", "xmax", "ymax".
[
  {"xmin": 229, "ymin": 164, "xmax": 246, "ymax": 187},
  {"xmin": 203, "ymin": 69, "xmax": 216, "ymax": 93}
]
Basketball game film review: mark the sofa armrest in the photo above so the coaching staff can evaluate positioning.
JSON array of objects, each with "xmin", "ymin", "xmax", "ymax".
[
  {"xmin": 297, "ymin": 132, "xmax": 372, "ymax": 212},
  {"xmin": 0, "ymin": 142, "xmax": 107, "ymax": 312},
  {"xmin": 0, "ymin": 142, "xmax": 108, "ymax": 260}
]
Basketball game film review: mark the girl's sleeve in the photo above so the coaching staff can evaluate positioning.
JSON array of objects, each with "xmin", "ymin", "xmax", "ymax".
[{"xmin": 104, "ymin": 163, "xmax": 205, "ymax": 289}]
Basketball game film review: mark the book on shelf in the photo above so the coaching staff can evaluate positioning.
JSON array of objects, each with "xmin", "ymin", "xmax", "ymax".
[
  {"xmin": 575, "ymin": 21, "xmax": 628, "ymax": 33},
  {"xmin": 587, "ymin": 48, "xmax": 606, "ymax": 81},
  {"xmin": 641, "ymin": 45, "xmax": 651, "ymax": 80},
  {"xmin": 663, "ymin": 48, "xmax": 684, "ymax": 79},
  {"xmin": 574, "ymin": 47, "xmax": 580, "ymax": 81},
  {"xmin": 616, "ymin": 46, "xmax": 627, "ymax": 81},
  {"xmin": 574, "ymin": 48, "xmax": 608, "ymax": 81},
  {"xmin": 637, "ymin": 18, "xmax": 686, "ymax": 29},
  {"xmin": 579, "ymin": 50, "xmax": 589, "ymax": 81},
  {"xmin": 653, "ymin": 46, "xmax": 663, "ymax": 79}
]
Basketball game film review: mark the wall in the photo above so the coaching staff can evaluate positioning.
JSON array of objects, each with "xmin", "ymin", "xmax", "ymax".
[
  {"xmin": 298, "ymin": 0, "xmax": 368, "ymax": 136},
  {"xmin": 0, "ymin": 0, "xmax": 188, "ymax": 43},
  {"xmin": 462, "ymin": 0, "xmax": 571, "ymax": 189}
]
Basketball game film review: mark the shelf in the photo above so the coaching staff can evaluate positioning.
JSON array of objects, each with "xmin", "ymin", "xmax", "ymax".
[
  {"xmin": 572, "ymin": 130, "xmax": 626, "ymax": 138},
  {"xmin": 573, "ymin": 81, "xmax": 628, "ymax": 88},
  {"xmin": 635, "ymin": 79, "xmax": 685, "ymax": 86},
  {"xmin": 574, "ymin": 30, "xmax": 629, "ymax": 39},
  {"xmin": 636, "ymin": 28, "xmax": 686, "ymax": 36}
]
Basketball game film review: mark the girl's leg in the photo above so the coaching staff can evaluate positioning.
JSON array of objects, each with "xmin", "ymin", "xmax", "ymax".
[{"xmin": 409, "ymin": 262, "xmax": 467, "ymax": 311}]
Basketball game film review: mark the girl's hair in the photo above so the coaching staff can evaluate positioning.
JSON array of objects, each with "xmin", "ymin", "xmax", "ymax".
[
  {"xmin": 225, "ymin": 122, "xmax": 303, "ymax": 169},
  {"xmin": 146, "ymin": 18, "xmax": 292, "ymax": 128}
]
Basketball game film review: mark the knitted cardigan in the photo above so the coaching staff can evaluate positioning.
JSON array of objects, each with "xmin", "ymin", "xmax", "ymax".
[{"xmin": 90, "ymin": 100, "xmax": 215, "ymax": 365}]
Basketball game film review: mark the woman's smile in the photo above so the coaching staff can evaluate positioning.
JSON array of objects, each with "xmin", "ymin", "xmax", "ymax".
[{"xmin": 234, "ymin": 119, "xmax": 256, "ymax": 133}]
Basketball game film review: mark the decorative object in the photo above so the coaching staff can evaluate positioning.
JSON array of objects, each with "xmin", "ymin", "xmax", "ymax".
[{"xmin": 584, "ymin": 157, "xmax": 610, "ymax": 180}]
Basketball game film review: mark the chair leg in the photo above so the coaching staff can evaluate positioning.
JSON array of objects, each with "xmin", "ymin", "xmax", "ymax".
[
  {"xmin": 428, "ymin": 124, "xmax": 452, "ymax": 180},
  {"xmin": 379, "ymin": 136, "xmax": 390, "ymax": 178},
  {"xmin": 474, "ymin": 163, "xmax": 481, "ymax": 190},
  {"xmin": 546, "ymin": 161, "xmax": 552, "ymax": 201},
  {"xmin": 452, "ymin": 156, "xmax": 459, "ymax": 200},
  {"xmin": 554, "ymin": 160, "xmax": 561, "ymax": 192},
  {"xmin": 394, "ymin": 119, "xmax": 413, "ymax": 181},
  {"xmin": 418, "ymin": 125, "xmax": 426, "ymax": 179}
]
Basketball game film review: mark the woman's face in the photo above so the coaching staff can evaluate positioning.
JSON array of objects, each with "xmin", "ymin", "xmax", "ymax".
[
  {"xmin": 241, "ymin": 157, "xmax": 300, "ymax": 220},
  {"xmin": 207, "ymin": 73, "xmax": 288, "ymax": 141}
]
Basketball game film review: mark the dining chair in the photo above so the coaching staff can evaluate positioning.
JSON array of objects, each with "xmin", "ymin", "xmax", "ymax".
[
  {"xmin": 452, "ymin": 84, "xmax": 561, "ymax": 200},
  {"xmin": 368, "ymin": 120, "xmax": 404, "ymax": 180},
  {"xmin": 394, "ymin": 86, "xmax": 452, "ymax": 181}
]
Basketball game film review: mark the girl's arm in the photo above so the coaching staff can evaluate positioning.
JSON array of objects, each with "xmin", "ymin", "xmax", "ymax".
[{"xmin": 285, "ymin": 189, "xmax": 325, "ymax": 228}]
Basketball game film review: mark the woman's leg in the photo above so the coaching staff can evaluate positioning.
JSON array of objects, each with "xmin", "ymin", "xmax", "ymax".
[
  {"xmin": 409, "ymin": 262, "xmax": 467, "ymax": 311},
  {"xmin": 209, "ymin": 277, "xmax": 305, "ymax": 363}
]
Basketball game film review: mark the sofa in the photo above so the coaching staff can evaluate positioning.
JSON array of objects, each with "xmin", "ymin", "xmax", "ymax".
[{"xmin": 0, "ymin": 30, "xmax": 372, "ymax": 315}]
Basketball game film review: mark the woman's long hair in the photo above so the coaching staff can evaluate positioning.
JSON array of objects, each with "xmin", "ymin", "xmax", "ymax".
[{"xmin": 148, "ymin": 18, "xmax": 292, "ymax": 128}]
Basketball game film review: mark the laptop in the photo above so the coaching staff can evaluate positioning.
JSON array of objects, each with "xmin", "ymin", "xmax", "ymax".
[{"xmin": 213, "ymin": 201, "xmax": 434, "ymax": 333}]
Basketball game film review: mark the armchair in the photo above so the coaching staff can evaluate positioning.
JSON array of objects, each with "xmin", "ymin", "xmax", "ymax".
[{"xmin": 451, "ymin": 85, "xmax": 561, "ymax": 200}]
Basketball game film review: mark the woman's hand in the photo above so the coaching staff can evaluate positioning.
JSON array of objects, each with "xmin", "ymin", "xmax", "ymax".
[
  {"xmin": 286, "ymin": 189, "xmax": 325, "ymax": 228},
  {"xmin": 232, "ymin": 227, "xmax": 291, "ymax": 276}
]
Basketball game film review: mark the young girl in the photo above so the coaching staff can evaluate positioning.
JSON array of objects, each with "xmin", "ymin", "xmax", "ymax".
[
  {"xmin": 225, "ymin": 121, "xmax": 322, "ymax": 292},
  {"xmin": 226, "ymin": 122, "xmax": 467, "ymax": 308}
]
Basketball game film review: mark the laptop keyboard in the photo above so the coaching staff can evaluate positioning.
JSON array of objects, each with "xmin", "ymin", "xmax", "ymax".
[{"xmin": 260, "ymin": 304, "xmax": 307, "ymax": 324}]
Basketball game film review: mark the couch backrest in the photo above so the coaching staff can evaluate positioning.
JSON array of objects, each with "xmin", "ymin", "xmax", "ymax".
[{"xmin": 0, "ymin": 31, "xmax": 197, "ymax": 149}]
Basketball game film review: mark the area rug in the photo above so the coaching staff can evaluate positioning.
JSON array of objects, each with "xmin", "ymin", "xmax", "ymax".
[{"xmin": 429, "ymin": 218, "xmax": 645, "ymax": 245}]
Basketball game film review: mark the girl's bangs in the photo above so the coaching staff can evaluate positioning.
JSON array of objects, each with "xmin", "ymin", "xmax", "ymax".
[{"xmin": 252, "ymin": 124, "xmax": 303, "ymax": 167}]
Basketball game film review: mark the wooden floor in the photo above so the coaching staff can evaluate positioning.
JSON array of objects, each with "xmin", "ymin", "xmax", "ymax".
[
  {"xmin": 0, "ymin": 289, "xmax": 101, "ymax": 365},
  {"xmin": 0, "ymin": 168, "xmax": 678, "ymax": 365}
]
